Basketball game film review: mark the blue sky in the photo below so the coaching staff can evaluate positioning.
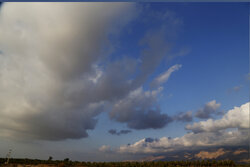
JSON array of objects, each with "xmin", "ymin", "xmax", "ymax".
[
  {"xmin": 0, "ymin": 2, "xmax": 249, "ymax": 162},
  {"xmin": 93, "ymin": 2, "xmax": 249, "ymax": 146}
]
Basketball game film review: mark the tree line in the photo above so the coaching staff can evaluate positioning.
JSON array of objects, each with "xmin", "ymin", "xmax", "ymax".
[{"xmin": 0, "ymin": 158, "xmax": 247, "ymax": 167}]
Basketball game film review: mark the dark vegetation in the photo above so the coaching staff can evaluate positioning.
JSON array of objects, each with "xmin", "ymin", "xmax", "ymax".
[{"xmin": 0, "ymin": 158, "xmax": 248, "ymax": 167}]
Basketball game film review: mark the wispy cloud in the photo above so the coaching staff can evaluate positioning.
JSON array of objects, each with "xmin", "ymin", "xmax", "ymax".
[
  {"xmin": 150, "ymin": 64, "xmax": 182, "ymax": 88},
  {"xmin": 228, "ymin": 85, "xmax": 243, "ymax": 93}
]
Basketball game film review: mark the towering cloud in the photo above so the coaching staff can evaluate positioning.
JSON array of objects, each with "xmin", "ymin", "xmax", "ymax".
[
  {"xmin": 0, "ymin": 3, "xmax": 183, "ymax": 141},
  {"xmin": 0, "ymin": 3, "xmax": 136, "ymax": 140}
]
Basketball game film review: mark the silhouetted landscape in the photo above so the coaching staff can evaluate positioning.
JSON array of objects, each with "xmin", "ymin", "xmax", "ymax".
[{"xmin": 1, "ymin": 158, "xmax": 249, "ymax": 167}]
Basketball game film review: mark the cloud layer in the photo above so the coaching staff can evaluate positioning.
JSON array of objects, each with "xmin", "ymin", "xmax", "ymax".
[
  {"xmin": 118, "ymin": 129, "xmax": 247, "ymax": 154},
  {"xmin": 0, "ymin": 3, "xmax": 136, "ymax": 140},
  {"xmin": 116, "ymin": 102, "xmax": 249, "ymax": 154},
  {"xmin": 0, "ymin": 3, "xmax": 183, "ymax": 140}
]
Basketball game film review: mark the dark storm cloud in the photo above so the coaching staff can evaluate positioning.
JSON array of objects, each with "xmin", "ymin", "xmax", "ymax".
[
  {"xmin": 108, "ymin": 129, "xmax": 132, "ymax": 136},
  {"xmin": 0, "ymin": 3, "xmax": 137, "ymax": 141}
]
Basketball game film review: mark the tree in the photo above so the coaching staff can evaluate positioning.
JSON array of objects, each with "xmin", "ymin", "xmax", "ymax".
[
  {"xmin": 64, "ymin": 158, "xmax": 69, "ymax": 162},
  {"xmin": 48, "ymin": 156, "xmax": 53, "ymax": 161}
]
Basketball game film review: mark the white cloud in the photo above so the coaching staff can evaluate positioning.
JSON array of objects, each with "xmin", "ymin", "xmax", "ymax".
[
  {"xmin": 195, "ymin": 100, "xmax": 221, "ymax": 119},
  {"xmin": 118, "ymin": 129, "xmax": 247, "ymax": 154},
  {"xmin": 0, "ymin": 3, "xmax": 183, "ymax": 141},
  {"xmin": 187, "ymin": 102, "xmax": 249, "ymax": 133},
  {"xmin": 174, "ymin": 111, "xmax": 193, "ymax": 122},
  {"xmin": 150, "ymin": 64, "xmax": 182, "ymax": 88},
  {"xmin": 99, "ymin": 145, "xmax": 112, "ymax": 153},
  {"xmin": 117, "ymin": 102, "xmax": 249, "ymax": 154}
]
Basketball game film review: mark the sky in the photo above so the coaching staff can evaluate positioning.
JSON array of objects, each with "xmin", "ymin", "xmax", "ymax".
[{"xmin": 0, "ymin": 2, "xmax": 249, "ymax": 163}]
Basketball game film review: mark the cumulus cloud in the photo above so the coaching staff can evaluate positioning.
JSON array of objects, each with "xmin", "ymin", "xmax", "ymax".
[
  {"xmin": 0, "ymin": 3, "xmax": 184, "ymax": 141},
  {"xmin": 118, "ymin": 129, "xmax": 248, "ymax": 154},
  {"xmin": 150, "ymin": 64, "xmax": 182, "ymax": 88},
  {"xmin": 117, "ymin": 102, "xmax": 249, "ymax": 154},
  {"xmin": 0, "ymin": 2, "xmax": 137, "ymax": 140},
  {"xmin": 174, "ymin": 111, "xmax": 193, "ymax": 122},
  {"xmin": 186, "ymin": 102, "xmax": 249, "ymax": 133},
  {"xmin": 195, "ymin": 148, "xmax": 228, "ymax": 159},
  {"xmin": 109, "ymin": 87, "xmax": 173, "ymax": 129},
  {"xmin": 108, "ymin": 129, "xmax": 132, "ymax": 136},
  {"xmin": 195, "ymin": 100, "xmax": 221, "ymax": 119},
  {"xmin": 99, "ymin": 145, "xmax": 112, "ymax": 153}
]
